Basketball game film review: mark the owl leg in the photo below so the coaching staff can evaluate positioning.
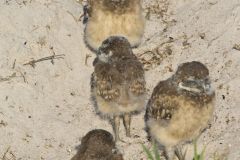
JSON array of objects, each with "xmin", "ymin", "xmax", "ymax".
[
  {"xmin": 174, "ymin": 145, "xmax": 187, "ymax": 160},
  {"xmin": 163, "ymin": 147, "xmax": 175, "ymax": 160},
  {"xmin": 123, "ymin": 113, "xmax": 131, "ymax": 137},
  {"xmin": 113, "ymin": 115, "xmax": 120, "ymax": 141}
]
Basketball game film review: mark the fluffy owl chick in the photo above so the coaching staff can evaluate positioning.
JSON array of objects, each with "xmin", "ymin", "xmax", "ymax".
[
  {"xmin": 84, "ymin": 0, "xmax": 145, "ymax": 51},
  {"xmin": 91, "ymin": 36, "xmax": 146, "ymax": 141},
  {"xmin": 145, "ymin": 61, "xmax": 215, "ymax": 160},
  {"xmin": 71, "ymin": 129, "xmax": 123, "ymax": 160}
]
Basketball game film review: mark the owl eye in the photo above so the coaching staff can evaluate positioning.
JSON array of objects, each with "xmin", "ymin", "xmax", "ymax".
[
  {"xmin": 103, "ymin": 39, "xmax": 110, "ymax": 45},
  {"xmin": 101, "ymin": 40, "xmax": 110, "ymax": 50},
  {"xmin": 102, "ymin": 39, "xmax": 109, "ymax": 47}
]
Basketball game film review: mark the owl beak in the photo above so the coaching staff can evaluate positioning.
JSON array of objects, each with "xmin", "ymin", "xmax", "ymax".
[{"xmin": 203, "ymin": 79, "xmax": 214, "ymax": 95}]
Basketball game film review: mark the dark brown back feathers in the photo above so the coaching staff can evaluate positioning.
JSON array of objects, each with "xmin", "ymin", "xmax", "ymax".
[{"xmin": 71, "ymin": 129, "xmax": 123, "ymax": 160}]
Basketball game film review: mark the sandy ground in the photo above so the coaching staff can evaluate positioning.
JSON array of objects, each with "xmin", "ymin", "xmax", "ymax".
[{"xmin": 0, "ymin": 0, "xmax": 240, "ymax": 159}]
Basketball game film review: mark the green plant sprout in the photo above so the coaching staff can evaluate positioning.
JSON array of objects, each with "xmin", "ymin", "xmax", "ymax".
[
  {"xmin": 193, "ymin": 140, "xmax": 206, "ymax": 160},
  {"xmin": 142, "ymin": 142, "xmax": 161, "ymax": 160},
  {"xmin": 142, "ymin": 140, "xmax": 206, "ymax": 160}
]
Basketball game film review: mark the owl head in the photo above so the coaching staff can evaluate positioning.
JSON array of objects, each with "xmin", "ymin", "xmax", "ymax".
[
  {"xmin": 71, "ymin": 129, "xmax": 123, "ymax": 160},
  {"xmin": 96, "ymin": 36, "xmax": 133, "ymax": 63},
  {"xmin": 173, "ymin": 61, "xmax": 213, "ymax": 95}
]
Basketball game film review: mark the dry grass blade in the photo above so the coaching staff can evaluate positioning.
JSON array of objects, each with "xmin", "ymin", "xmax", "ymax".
[
  {"xmin": 23, "ymin": 54, "xmax": 65, "ymax": 68},
  {"xmin": 0, "ymin": 73, "xmax": 17, "ymax": 82},
  {"xmin": 85, "ymin": 54, "xmax": 92, "ymax": 66}
]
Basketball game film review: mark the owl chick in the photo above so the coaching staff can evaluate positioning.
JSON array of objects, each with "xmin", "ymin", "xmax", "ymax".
[
  {"xmin": 71, "ymin": 129, "xmax": 123, "ymax": 160},
  {"xmin": 91, "ymin": 36, "xmax": 146, "ymax": 141},
  {"xmin": 145, "ymin": 61, "xmax": 215, "ymax": 160},
  {"xmin": 84, "ymin": 0, "xmax": 145, "ymax": 51}
]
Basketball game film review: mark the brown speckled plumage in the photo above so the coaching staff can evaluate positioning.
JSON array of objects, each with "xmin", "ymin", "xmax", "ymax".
[
  {"xmin": 88, "ymin": 0, "xmax": 135, "ymax": 14},
  {"xmin": 91, "ymin": 36, "xmax": 146, "ymax": 141},
  {"xmin": 92, "ymin": 58, "xmax": 145, "ymax": 102},
  {"xmin": 71, "ymin": 129, "xmax": 123, "ymax": 160},
  {"xmin": 84, "ymin": 0, "xmax": 145, "ymax": 51},
  {"xmin": 145, "ymin": 61, "xmax": 215, "ymax": 160}
]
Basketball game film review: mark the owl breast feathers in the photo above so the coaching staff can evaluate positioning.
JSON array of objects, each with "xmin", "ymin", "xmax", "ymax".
[
  {"xmin": 84, "ymin": 0, "xmax": 145, "ymax": 51},
  {"xmin": 145, "ymin": 80, "xmax": 215, "ymax": 147},
  {"xmin": 91, "ymin": 55, "xmax": 146, "ymax": 115}
]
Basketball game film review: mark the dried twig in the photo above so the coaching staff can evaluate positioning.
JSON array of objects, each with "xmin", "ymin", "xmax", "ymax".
[
  {"xmin": 0, "ymin": 73, "xmax": 17, "ymax": 82},
  {"xmin": 0, "ymin": 120, "xmax": 8, "ymax": 127},
  {"xmin": 23, "ymin": 54, "xmax": 65, "ymax": 68},
  {"xmin": 12, "ymin": 59, "xmax": 16, "ymax": 69},
  {"xmin": 30, "ymin": 26, "xmax": 39, "ymax": 33},
  {"xmin": 18, "ymin": 71, "xmax": 27, "ymax": 83},
  {"xmin": 66, "ymin": 11, "xmax": 80, "ymax": 23},
  {"xmin": 85, "ymin": 54, "xmax": 92, "ymax": 66},
  {"xmin": 78, "ymin": 13, "xmax": 85, "ymax": 22}
]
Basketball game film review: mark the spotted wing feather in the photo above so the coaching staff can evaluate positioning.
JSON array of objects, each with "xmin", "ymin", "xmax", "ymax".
[
  {"xmin": 118, "ymin": 58, "xmax": 146, "ymax": 96},
  {"xmin": 145, "ymin": 81, "xmax": 178, "ymax": 123},
  {"xmin": 92, "ymin": 62, "xmax": 123, "ymax": 101}
]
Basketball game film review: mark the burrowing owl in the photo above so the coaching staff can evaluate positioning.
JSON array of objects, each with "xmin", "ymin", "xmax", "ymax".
[
  {"xmin": 91, "ymin": 36, "xmax": 146, "ymax": 141},
  {"xmin": 71, "ymin": 129, "xmax": 123, "ymax": 160},
  {"xmin": 145, "ymin": 61, "xmax": 215, "ymax": 160},
  {"xmin": 84, "ymin": 0, "xmax": 145, "ymax": 51}
]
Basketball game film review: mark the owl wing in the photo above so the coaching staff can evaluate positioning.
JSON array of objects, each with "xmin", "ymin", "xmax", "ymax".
[
  {"xmin": 92, "ymin": 62, "xmax": 122, "ymax": 101},
  {"xmin": 119, "ymin": 58, "xmax": 146, "ymax": 96},
  {"xmin": 145, "ymin": 81, "xmax": 178, "ymax": 124}
]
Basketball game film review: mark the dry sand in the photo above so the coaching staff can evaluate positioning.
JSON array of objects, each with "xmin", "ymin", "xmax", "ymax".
[{"xmin": 0, "ymin": 0, "xmax": 240, "ymax": 159}]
